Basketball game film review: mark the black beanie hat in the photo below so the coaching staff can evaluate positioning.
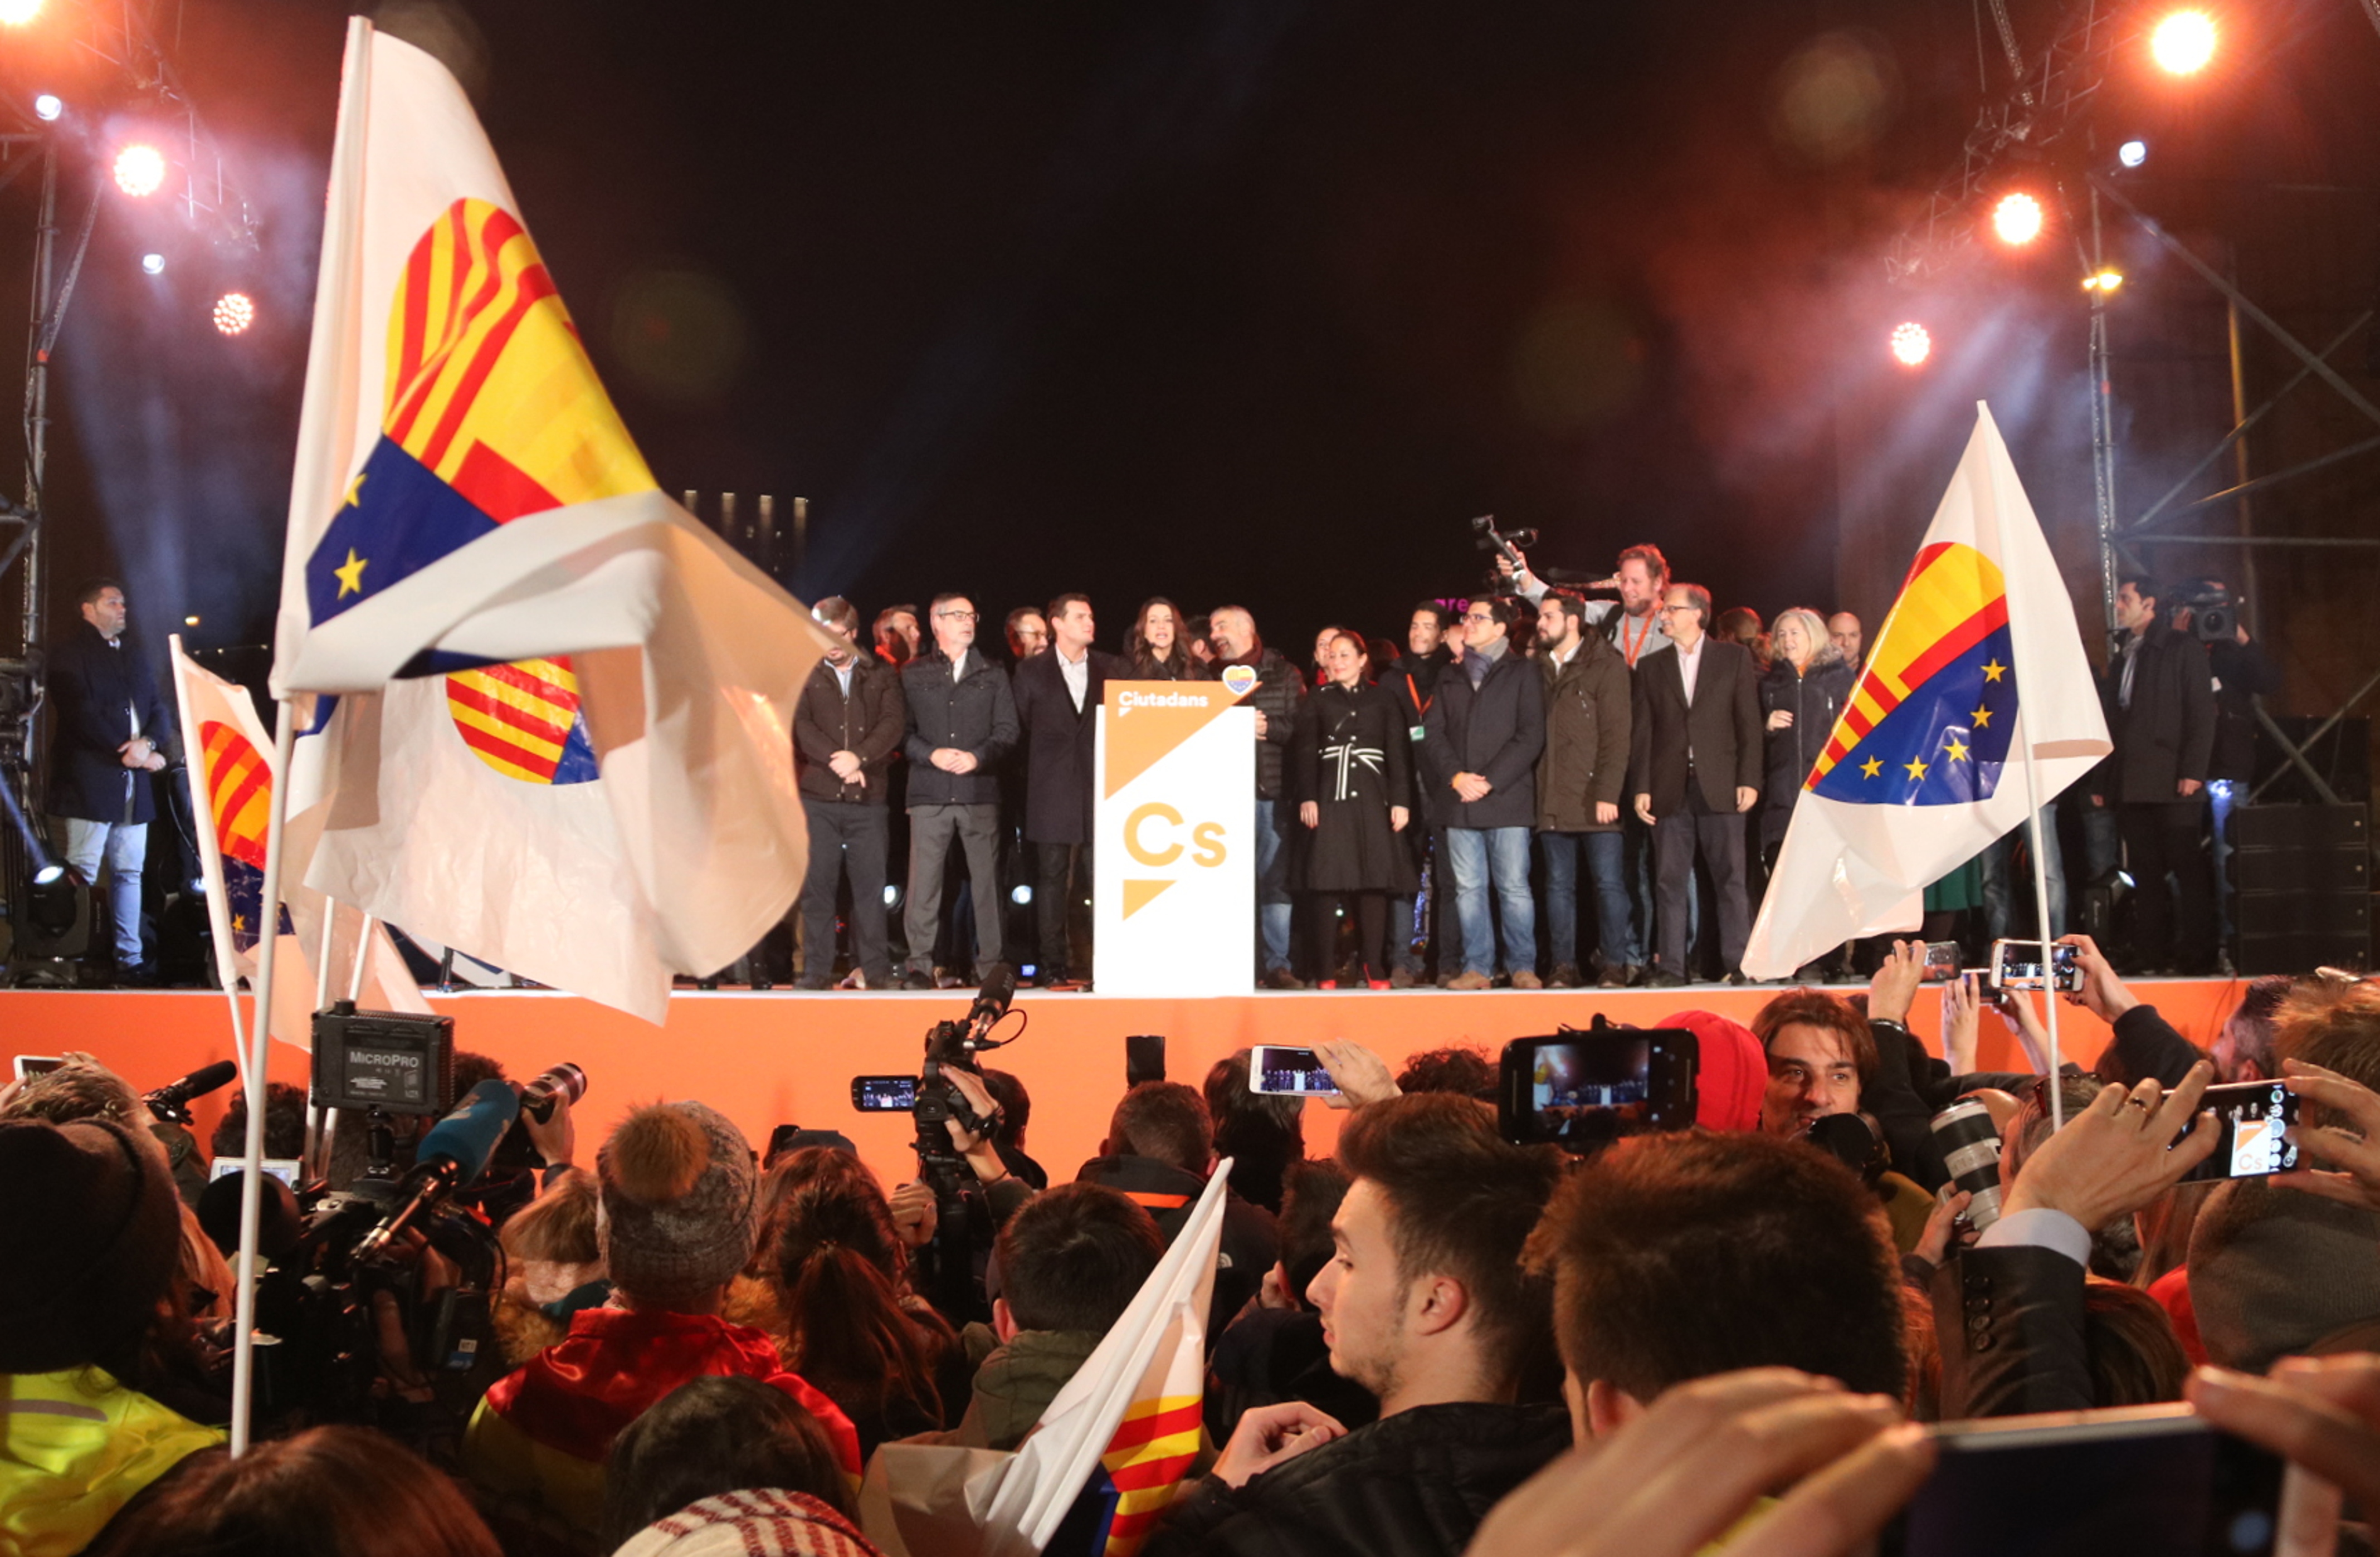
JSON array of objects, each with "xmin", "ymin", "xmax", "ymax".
[{"xmin": 0, "ymin": 1116, "xmax": 181, "ymax": 1374}]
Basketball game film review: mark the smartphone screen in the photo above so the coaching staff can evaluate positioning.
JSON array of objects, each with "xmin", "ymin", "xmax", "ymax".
[
  {"xmin": 850, "ymin": 1075, "xmax": 918, "ymax": 1112},
  {"xmin": 1893, "ymin": 1405, "xmax": 2283, "ymax": 1557},
  {"xmin": 12, "ymin": 1056, "xmax": 65, "ymax": 1082},
  {"xmin": 2180, "ymin": 1082, "xmax": 2303, "ymax": 1183},
  {"xmin": 1992, "ymin": 940, "xmax": 2081, "ymax": 992},
  {"xmin": 1249, "ymin": 1046, "xmax": 1339, "ymax": 1096},
  {"xmin": 208, "ymin": 1155, "xmax": 300, "ymax": 1188},
  {"xmin": 1924, "ymin": 940, "xmax": 1963, "ymax": 979}
]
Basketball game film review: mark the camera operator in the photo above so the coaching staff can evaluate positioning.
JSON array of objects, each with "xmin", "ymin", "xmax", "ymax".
[
  {"xmin": 887, "ymin": 1062, "xmax": 1036, "ymax": 1321},
  {"xmin": 2173, "ymin": 579, "xmax": 2279, "ymax": 967}
]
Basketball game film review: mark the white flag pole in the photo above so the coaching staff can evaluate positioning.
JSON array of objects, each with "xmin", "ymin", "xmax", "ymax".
[
  {"xmin": 167, "ymin": 636, "xmax": 256, "ymax": 1089},
  {"xmin": 314, "ymin": 885, "xmax": 338, "ymax": 1012},
  {"xmin": 1978, "ymin": 404, "xmax": 2067, "ymax": 1131},
  {"xmin": 227, "ymin": 698, "xmax": 298, "ymax": 1454},
  {"xmin": 346, "ymin": 911, "xmax": 376, "ymax": 1003}
]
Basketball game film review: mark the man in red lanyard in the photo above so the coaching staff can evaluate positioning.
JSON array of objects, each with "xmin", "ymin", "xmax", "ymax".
[
  {"xmin": 1385, "ymin": 602, "xmax": 1458, "ymax": 986},
  {"xmin": 1499, "ymin": 542, "xmax": 1674, "ymax": 667}
]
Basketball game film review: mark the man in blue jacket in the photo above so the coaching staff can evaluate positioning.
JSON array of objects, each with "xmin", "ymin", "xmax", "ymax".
[
  {"xmin": 45, "ymin": 579, "xmax": 176, "ymax": 982},
  {"xmin": 1421, "ymin": 598, "xmax": 1547, "ymax": 990},
  {"xmin": 900, "ymin": 593, "xmax": 1020, "ymax": 988}
]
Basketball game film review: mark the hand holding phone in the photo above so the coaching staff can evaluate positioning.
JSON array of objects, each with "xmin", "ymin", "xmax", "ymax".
[{"xmin": 1249, "ymin": 1046, "xmax": 1340, "ymax": 1098}]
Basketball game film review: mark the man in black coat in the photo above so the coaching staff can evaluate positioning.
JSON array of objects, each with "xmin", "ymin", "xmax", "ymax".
[
  {"xmin": 1420, "ymin": 598, "xmax": 1546, "ymax": 990},
  {"xmin": 2098, "ymin": 575, "xmax": 2217, "ymax": 974},
  {"xmin": 1208, "ymin": 607, "xmax": 1305, "ymax": 989},
  {"xmin": 1010, "ymin": 593, "xmax": 1124, "ymax": 987},
  {"xmin": 1627, "ymin": 583, "xmax": 1760, "ymax": 985},
  {"xmin": 1382, "ymin": 603, "xmax": 1456, "ymax": 988},
  {"xmin": 900, "ymin": 592, "xmax": 1020, "ymax": 987},
  {"xmin": 792, "ymin": 597, "xmax": 906, "ymax": 989},
  {"xmin": 45, "ymin": 579, "xmax": 175, "ymax": 977}
]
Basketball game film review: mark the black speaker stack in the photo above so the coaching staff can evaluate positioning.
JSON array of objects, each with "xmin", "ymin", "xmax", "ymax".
[{"xmin": 2231, "ymin": 803, "xmax": 2372, "ymax": 974}]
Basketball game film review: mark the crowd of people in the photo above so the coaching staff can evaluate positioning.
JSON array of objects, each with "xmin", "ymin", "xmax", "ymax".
[
  {"xmin": 7, "ymin": 946, "xmax": 2380, "ymax": 1555},
  {"xmin": 41, "ymin": 551, "xmax": 2271, "ymax": 993}
]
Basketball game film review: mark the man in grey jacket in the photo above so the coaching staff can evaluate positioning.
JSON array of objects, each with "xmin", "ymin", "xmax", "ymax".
[{"xmin": 900, "ymin": 593, "xmax": 1020, "ymax": 987}]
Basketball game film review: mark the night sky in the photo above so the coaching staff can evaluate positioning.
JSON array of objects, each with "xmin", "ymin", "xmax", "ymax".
[{"xmin": 4, "ymin": 0, "xmax": 2376, "ymax": 681}]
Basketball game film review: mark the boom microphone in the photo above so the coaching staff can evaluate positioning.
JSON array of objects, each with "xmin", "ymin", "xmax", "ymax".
[
  {"xmin": 144, "ymin": 1060, "xmax": 238, "ymax": 1124},
  {"xmin": 354, "ymin": 1080, "xmax": 521, "ymax": 1260},
  {"xmin": 968, "ymin": 964, "xmax": 1018, "ymax": 1032}
]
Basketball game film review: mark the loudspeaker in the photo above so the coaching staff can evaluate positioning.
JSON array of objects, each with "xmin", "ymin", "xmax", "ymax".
[
  {"xmin": 2252, "ymin": 716, "xmax": 2372, "ymax": 807},
  {"xmin": 2232, "ymin": 803, "xmax": 2372, "ymax": 974}
]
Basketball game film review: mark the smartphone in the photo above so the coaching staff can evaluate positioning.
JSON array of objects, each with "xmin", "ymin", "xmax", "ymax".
[
  {"xmin": 1923, "ymin": 940, "xmax": 1964, "ymax": 980},
  {"xmin": 1498, "ymin": 1029, "xmax": 1700, "ymax": 1150},
  {"xmin": 1890, "ymin": 1404, "xmax": 2287, "ymax": 1557},
  {"xmin": 1126, "ymin": 1033, "xmax": 1167, "ymax": 1087},
  {"xmin": 208, "ymin": 1155, "xmax": 301, "ymax": 1189},
  {"xmin": 1990, "ymin": 938, "xmax": 2083, "ymax": 993},
  {"xmin": 2178, "ymin": 1081, "xmax": 2303, "ymax": 1183},
  {"xmin": 12, "ymin": 1056, "xmax": 65, "ymax": 1082},
  {"xmin": 850, "ymin": 1075, "xmax": 918, "ymax": 1112},
  {"xmin": 1248, "ymin": 1045, "xmax": 1339, "ymax": 1097}
]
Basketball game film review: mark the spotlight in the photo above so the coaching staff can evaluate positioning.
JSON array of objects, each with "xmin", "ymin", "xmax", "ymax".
[
  {"xmin": 2150, "ymin": 11, "xmax": 2216, "ymax": 75},
  {"xmin": 0, "ymin": 0, "xmax": 44, "ymax": 25},
  {"xmin": 183, "ymin": 614, "xmax": 201, "ymax": 626},
  {"xmin": 1991, "ymin": 192, "xmax": 2046, "ymax": 246},
  {"xmin": 1011, "ymin": 884, "xmax": 1033, "ymax": 906},
  {"xmin": 33, "ymin": 93, "xmax": 62, "ymax": 121},
  {"xmin": 1889, "ymin": 321, "xmax": 1932, "ymax": 367},
  {"xmin": 32, "ymin": 860, "xmax": 64, "ymax": 886},
  {"xmin": 2081, "ymin": 270, "xmax": 2126, "ymax": 294},
  {"xmin": 2119, "ymin": 139, "xmax": 2148, "ymax": 168},
  {"xmin": 113, "ymin": 144, "xmax": 166, "ymax": 198},
  {"xmin": 882, "ymin": 884, "xmax": 900, "ymax": 907},
  {"xmin": 212, "ymin": 291, "xmax": 255, "ymax": 336},
  {"xmin": 141, "ymin": 253, "xmax": 165, "ymax": 276}
]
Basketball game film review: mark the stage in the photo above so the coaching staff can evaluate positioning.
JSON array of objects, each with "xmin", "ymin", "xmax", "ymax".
[{"xmin": 3, "ymin": 978, "xmax": 2252, "ymax": 1191}]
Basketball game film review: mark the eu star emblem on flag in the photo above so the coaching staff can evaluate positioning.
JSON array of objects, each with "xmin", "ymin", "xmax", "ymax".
[{"xmin": 1806, "ymin": 540, "xmax": 2018, "ymax": 807}]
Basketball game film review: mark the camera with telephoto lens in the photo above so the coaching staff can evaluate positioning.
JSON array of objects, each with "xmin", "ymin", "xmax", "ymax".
[
  {"xmin": 484, "ymin": 1062, "xmax": 588, "ymax": 1172},
  {"xmin": 1930, "ymin": 1097, "xmax": 2005, "ymax": 1232}
]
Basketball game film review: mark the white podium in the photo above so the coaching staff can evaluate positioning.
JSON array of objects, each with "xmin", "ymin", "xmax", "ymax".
[{"xmin": 1091, "ymin": 679, "xmax": 1256, "ymax": 995}]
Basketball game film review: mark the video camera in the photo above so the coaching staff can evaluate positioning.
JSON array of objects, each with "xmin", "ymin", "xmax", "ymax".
[
  {"xmin": 2179, "ymin": 579, "xmax": 2237, "ymax": 643},
  {"xmin": 902, "ymin": 965, "xmax": 1023, "ymax": 1320}
]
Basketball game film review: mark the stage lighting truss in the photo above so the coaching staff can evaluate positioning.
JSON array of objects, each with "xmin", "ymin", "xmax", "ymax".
[{"xmin": 212, "ymin": 291, "xmax": 255, "ymax": 336}]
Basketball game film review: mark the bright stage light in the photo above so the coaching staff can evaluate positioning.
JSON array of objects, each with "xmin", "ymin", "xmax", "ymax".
[
  {"xmin": 1991, "ymin": 192, "xmax": 2046, "ymax": 246},
  {"xmin": 2081, "ymin": 269, "xmax": 2126, "ymax": 294},
  {"xmin": 33, "ymin": 94, "xmax": 62, "ymax": 121},
  {"xmin": 0, "ymin": 0, "xmax": 45, "ymax": 26},
  {"xmin": 140, "ymin": 253, "xmax": 165, "ymax": 276},
  {"xmin": 113, "ymin": 144, "xmax": 166, "ymax": 198},
  {"xmin": 212, "ymin": 291, "xmax": 255, "ymax": 336},
  {"xmin": 2151, "ymin": 11, "xmax": 2217, "ymax": 75},
  {"xmin": 1889, "ymin": 322, "xmax": 1932, "ymax": 367},
  {"xmin": 2119, "ymin": 139, "xmax": 2148, "ymax": 168}
]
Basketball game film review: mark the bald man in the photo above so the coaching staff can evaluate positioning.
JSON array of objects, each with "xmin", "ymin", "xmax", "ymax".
[{"xmin": 1828, "ymin": 613, "xmax": 1862, "ymax": 666}]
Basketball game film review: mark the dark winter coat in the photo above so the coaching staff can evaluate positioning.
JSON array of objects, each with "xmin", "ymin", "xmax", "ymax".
[
  {"xmin": 1291, "ymin": 680, "xmax": 1420, "ymax": 895},
  {"xmin": 46, "ymin": 622, "xmax": 177, "ymax": 824},
  {"xmin": 1011, "ymin": 646, "xmax": 1126, "ymax": 843},
  {"xmin": 1419, "ymin": 645, "xmax": 1545, "ymax": 832},
  {"xmin": 2099, "ymin": 621, "xmax": 2216, "ymax": 803},
  {"xmin": 2206, "ymin": 636, "xmax": 2280, "ymax": 783},
  {"xmin": 1220, "ymin": 648, "xmax": 1305, "ymax": 801},
  {"xmin": 794, "ymin": 651, "xmax": 905, "ymax": 806},
  {"xmin": 1627, "ymin": 637, "xmax": 1762, "ymax": 818},
  {"xmin": 1143, "ymin": 1402, "xmax": 1572, "ymax": 1557},
  {"xmin": 1074, "ymin": 1154, "xmax": 1279, "ymax": 1335},
  {"xmin": 1758, "ymin": 648, "xmax": 1857, "ymax": 843},
  {"xmin": 1534, "ymin": 632, "xmax": 1631, "ymax": 833},
  {"xmin": 900, "ymin": 648, "xmax": 1020, "ymax": 808}
]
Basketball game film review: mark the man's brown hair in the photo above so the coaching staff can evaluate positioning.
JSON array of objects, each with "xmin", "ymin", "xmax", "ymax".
[
  {"xmin": 1335, "ymin": 1093, "xmax": 1563, "ymax": 1390},
  {"xmin": 1751, "ymin": 988, "xmax": 1880, "ymax": 1090},
  {"xmin": 2276, "ymin": 980, "xmax": 2380, "ymax": 1119},
  {"xmin": 1107, "ymin": 1081, "xmax": 1213, "ymax": 1174},
  {"xmin": 1616, "ymin": 544, "xmax": 1670, "ymax": 583},
  {"xmin": 1527, "ymin": 1129, "xmax": 1907, "ymax": 1402}
]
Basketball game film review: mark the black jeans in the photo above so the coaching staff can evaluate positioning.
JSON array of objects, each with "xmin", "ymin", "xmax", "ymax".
[
  {"xmin": 1653, "ymin": 775, "xmax": 1750, "ymax": 977},
  {"xmin": 1034, "ymin": 839, "xmax": 1094, "ymax": 980},
  {"xmin": 2118, "ymin": 798, "xmax": 2212, "ymax": 969},
  {"xmin": 799, "ymin": 798, "xmax": 891, "ymax": 984}
]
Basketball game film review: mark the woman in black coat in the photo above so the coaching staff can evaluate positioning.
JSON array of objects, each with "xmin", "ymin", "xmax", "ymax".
[
  {"xmin": 1124, "ymin": 597, "xmax": 1209, "ymax": 681},
  {"xmin": 1294, "ymin": 632, "xmax": 1418, "ymax": 986},
  {"xmin": 1758, "ymin": 607, "xmax": 1858, "ymax": 861}
]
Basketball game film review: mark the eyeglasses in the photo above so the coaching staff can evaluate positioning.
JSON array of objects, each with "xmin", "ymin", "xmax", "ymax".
[
  {"xmin": 1462, "ymin": 611, "xmax": 1497, "ymax": 624},
  {"xmin": 933, "ymin": 609, "xmax": 978, "ymax": 622},
  {"xmin": 1657, "ymin": 603, "xmax": 1701, "ymax": 616}
]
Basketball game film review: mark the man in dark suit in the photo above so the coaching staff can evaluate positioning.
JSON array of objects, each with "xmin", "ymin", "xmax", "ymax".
[
  {"xmin": 1628, "ymin": 583, "xmax": 1760, "ymax": 985},
  {"xmin": 45, "ymin": 578, "xmax": 177, "ymax": 980},
  {"xmin": 901, "ymin": 593, "xmax": 1020, "ymax": 987},
  {"xmin": 1011, "ymin": 594, "xmax": 1124, "ymax": 988},
  {"xmin": 2096, "ymin": 575, "xmax": 2217, "ymax": 974},
  {"xmin": 1420, "ymin": 597, "xmax": 1547, "ymax": 990}
]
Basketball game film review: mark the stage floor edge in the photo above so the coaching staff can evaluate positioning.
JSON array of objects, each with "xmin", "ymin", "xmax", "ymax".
[{"xmin": 1, "ymin": 979, "xmax": 2254, "ymax": 1193}]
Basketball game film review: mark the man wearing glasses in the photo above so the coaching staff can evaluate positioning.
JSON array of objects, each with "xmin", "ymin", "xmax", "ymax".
[
  {"xmin": 1629, "ymin": 583, "xmax": 1762, "ymax": 985},
  {"xmin": 1421, "ymin": 597, "xmax": 1548, "ymax": 989},
  {"xmin": 900, "ymin": 593, "xmax": 1020, "ymax": 988}
]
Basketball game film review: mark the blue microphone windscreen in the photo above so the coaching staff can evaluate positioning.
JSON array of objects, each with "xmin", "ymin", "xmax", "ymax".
[{"xmin": 416, "ymin": 1080, "xmax": 521, "ymax": 1184}]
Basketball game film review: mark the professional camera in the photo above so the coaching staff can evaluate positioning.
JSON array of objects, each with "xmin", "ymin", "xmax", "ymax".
[
  {"xmin": 904, "ymin": 965, "xmax": 1023, "ymax": 1320},
  {"xmin": 2179, "ymin": 579, "xmax": 2237, "ymax": 643},
  {"xmin": 1471, "ymin": 513, "xmax": 1541, "ymax": 578}
]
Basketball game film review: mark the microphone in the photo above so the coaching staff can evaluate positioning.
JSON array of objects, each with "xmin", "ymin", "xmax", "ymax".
[
  {"xmin": 354, "ymin": 1081, "xmax": 521, "ymax": 1260},
  {"xmin": 968, "ymin": 964, "xmax": 1018, "ymax": 1033},
  {"xmin": 145, "ymin": 1060, "xmax": 238, "ymax": 1124}
]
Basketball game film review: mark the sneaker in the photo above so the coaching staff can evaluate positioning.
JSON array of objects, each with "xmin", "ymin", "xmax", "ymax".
[
  {"xmin": 1641, "ymin": 968, "xmax": 1687, "ymax": 989},
  {"xmin": 901, "ymin": 968, "xmax": 935, "ymax": 990},
  {"xmin": 1261, "ymin": 967, "xmax": 1305, "ymax": 991},
  {"xmin": 1445, "ymin": 969, "xmax": 1493, "ymax": 992},
  {"xmin": 1388, "ymin": 967, "xmax": 1416, "ymax": 989},
  {"xmin": 1509, "ymin": 969, "xmax": 1545, "ymax": 990},
  {"xmin": 1548, "ymin": 963, "xmax": 1582, "ymax": 989},
  {"xmin": 1595, "ymin": 963, "xmax": 1633, "ymax": 989}
]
